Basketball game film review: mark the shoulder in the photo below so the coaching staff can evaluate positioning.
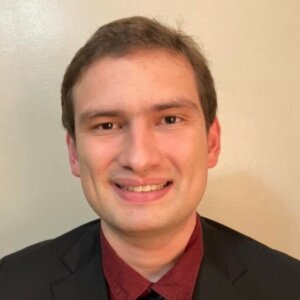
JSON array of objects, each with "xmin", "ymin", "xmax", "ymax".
[
  {"xmin": 201, "ymin": 217, "xmax": 300, "ymax": 298},
  {"xmin": 0, "ymin": 220, "xmax": 100, "ymax": 299}
]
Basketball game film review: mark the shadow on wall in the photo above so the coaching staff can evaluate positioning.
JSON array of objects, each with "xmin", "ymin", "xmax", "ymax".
[{"xmin": 198, "ymin": 172, "xmax": 299, "ymax": 259}]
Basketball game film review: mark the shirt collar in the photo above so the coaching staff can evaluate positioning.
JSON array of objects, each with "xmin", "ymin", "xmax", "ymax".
[{"xmin": 101, "ymin": 216, "xmax": 203, "ymax": 300}]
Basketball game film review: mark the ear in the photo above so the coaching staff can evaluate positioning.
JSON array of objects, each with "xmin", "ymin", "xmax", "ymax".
[
  {"xmin": 66, "ymin": 133, "xmax": 80, "ymax": 177},
  {"xmin": 207, "ymin": 117, "xmax": 221, "ymax": 168}
]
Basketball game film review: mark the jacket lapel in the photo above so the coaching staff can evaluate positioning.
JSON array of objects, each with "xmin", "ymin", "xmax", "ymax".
[
  {"xmin": 192, "ymin": 260, "xmax": 248, "ymax": 299},
  {"xmin": 51, "ymin": 222, "xmax": 109, "ymax": 300},
  {"xmin": 192, "ymin": 217, "xmax": 249, "ymax": 300},
  {"xmin": 51, "ymin": 217, "xmax": 250, "ymax": 299}
]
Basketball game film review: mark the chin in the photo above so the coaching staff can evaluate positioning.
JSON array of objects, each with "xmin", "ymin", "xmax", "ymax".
[{"xmin": 105, "ymin": 215, "xmax": 170, "ymax": 235}]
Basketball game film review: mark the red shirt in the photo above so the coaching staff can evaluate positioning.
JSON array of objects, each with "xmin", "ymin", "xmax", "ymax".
[{"xmin": 101, "ymin": 216, "xmax": 203, "ymax": 300}]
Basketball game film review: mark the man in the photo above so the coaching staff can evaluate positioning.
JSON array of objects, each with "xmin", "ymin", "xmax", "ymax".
[{"xmin": 0, "ymin": 16, "xmax": 299, "ymax": 300}]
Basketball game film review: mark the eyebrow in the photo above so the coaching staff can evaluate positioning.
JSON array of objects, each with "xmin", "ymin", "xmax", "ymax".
[
  {"xmin": 78, "ymin": 98, "xmax": 200, "ymax": 126},
  {"xmin": 152, "ymin": 98, "xmax": 199, "ymax": 112},
  {"xmin": 79, "ymin": 110, "xmax": 124, "ymax": 126}
]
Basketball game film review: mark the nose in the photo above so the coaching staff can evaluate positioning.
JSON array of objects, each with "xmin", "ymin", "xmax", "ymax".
[{"xmin": 118, "ymin": 122, "xmax": 161, "ymax": 173}]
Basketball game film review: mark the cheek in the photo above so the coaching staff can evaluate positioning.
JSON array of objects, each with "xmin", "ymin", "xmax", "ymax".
[
  {"xmin": 166, "ymin": 133, "xmax": 208, "ymax": 169},
  {"xmin": 78, "ymin": 138, "xmax": 120, "ymax": 176},
  {"xmin": 77, "ymin": 140, "xmax": 102, "ymax": 171},
  {"xmin": 169, "ymin": 139, "xmax": 208, "ymax": 210}
]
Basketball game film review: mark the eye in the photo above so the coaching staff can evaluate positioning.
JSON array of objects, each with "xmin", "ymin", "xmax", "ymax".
[
  {"xmin": 98, "ymin": 122, "xmax": 115, "ymax": 130},
  {"xmin": 162, "ymin": 116, "xmax": 181, "ymax": 124},
  {"xmin": 95, "ymin": 121, "xmax": 123, "ymax": 132}
]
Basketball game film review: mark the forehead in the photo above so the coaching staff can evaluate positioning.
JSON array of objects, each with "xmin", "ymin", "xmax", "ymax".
[{"xmin": 73, "ymin": 49, "xmax": 201, "ymax": 116}]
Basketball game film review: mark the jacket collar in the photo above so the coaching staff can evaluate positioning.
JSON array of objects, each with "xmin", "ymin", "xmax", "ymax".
[
  {"xmin": 192, "ymin": 217, "xmax": 249, "ymax": 299},
  {"xmin": 51, "ymin": 217, "xmax": 249, "ymax": 300},
  {"xmin": 51, "ymin": 221, "xmax": 109, "ymax": 300}
]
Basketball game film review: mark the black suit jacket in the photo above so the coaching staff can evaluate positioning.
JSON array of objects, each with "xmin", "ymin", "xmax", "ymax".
[{"xmin": 0, "ymin": 217, "xmax": 299, "ymax": 299}]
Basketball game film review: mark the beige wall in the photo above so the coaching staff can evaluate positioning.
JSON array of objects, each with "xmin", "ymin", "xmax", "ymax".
[{"xmin": 1, "ymin": 0, "xmax": 299, "ymax": 259}]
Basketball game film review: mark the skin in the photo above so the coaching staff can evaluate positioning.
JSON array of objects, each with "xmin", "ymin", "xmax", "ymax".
[{"xmin": 66, "ymin": 49, "xmax": 221, "ymax": 280}]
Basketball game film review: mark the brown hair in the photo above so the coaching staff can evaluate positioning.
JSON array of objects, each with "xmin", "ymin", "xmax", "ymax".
[{"xmin": 61, "ymin": 16, "xmax": 217, "ymax": 138}]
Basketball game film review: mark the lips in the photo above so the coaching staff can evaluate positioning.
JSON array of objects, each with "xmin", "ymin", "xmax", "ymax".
[
  {"xmin": 112, "ymin": 178, "xmax": 172, "ymax": 202},
  {"xmin": 115, "ymin": 182, "xmax": 170, "ymax": 192}
]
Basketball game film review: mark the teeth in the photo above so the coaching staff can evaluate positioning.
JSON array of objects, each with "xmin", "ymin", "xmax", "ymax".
[{"xmin": 119, "ymin": 183, "xmax": 167, "ymax": 192}]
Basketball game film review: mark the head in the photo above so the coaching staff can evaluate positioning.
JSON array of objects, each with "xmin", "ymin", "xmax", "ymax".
[
  {"xmin": 61, "ymin": 16, "xmax": 217, "ymax": 140},
  {"xmin": 62, "ymin": 16, "xmax": 220, "ymax": 238}
]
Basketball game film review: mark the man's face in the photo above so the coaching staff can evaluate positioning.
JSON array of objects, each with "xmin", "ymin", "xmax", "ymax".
[{"xmin": 67, "ymin": 49, "xmax": 220, "ymax": 236}]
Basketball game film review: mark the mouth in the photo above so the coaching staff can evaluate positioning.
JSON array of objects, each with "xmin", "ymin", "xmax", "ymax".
[{"xmin": 115, "ymin": 181, "xmax": 172, "ymax": 193}]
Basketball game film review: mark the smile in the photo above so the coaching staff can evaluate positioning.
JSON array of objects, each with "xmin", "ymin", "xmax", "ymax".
[{"xmin": 116, "ymin": 182, "xmax": 171, "ymax": 193}]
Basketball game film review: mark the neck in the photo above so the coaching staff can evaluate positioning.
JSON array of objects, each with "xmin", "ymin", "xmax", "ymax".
[{"xmin": 101, "ymin": 213, "xmax": 197, "ymax": 282}]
